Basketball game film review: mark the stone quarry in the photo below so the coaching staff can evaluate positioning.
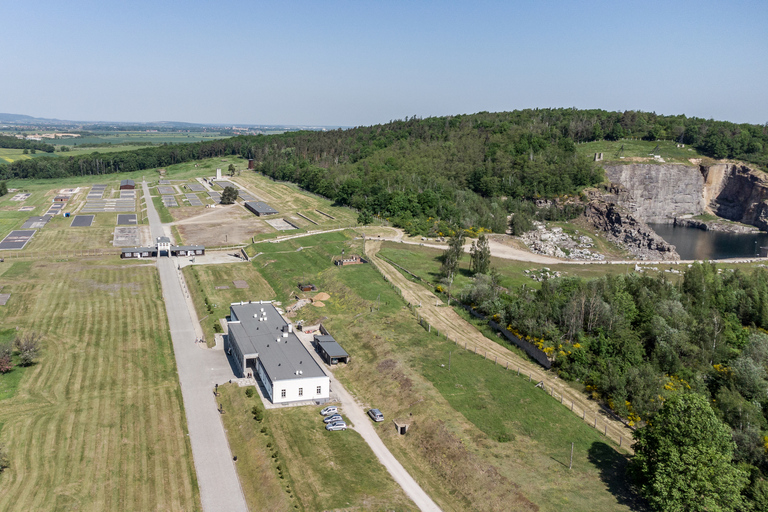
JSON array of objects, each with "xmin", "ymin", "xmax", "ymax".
[{"xmin": 603, "ymin": 162, "xmax": 768, "ymax": 231}]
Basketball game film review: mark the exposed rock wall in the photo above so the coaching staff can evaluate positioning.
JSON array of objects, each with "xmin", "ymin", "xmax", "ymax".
[
  {"xmin": 603, "ymin": 164, "xmax": 705, "ymax": 223},
  {"xmin": 702, "ymin": 164, "xmax": 768, "ymax": 230},
  {"xmin": 584, "ymin": 189, "xmax": 679, "ymax": 260},
  {"xmin": 604, "ymin": 163, "xmax": 768, "ymax": 231}
]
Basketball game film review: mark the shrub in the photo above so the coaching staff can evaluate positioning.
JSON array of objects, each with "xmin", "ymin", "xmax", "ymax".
[
  {"xmin": 0, "ymin": 444, "xmax": 9, "ymax": 472},
  {"xmin": 245, "ymin": 388, "xmax": 254, "ymax": 398},
  {"xmin": 14, "ymin": 332, "xmax": 40, "ymax": 367},
  {"xmin": 213, "ymin": 321, "xmax": 223, "ymax": 333},
  {"xmin": 252, "ymin": 405, "xmax": 264, "ymax": 422},
  {"xmin": 0, "ymin": 342, "xmax": 13, "ymax": 374}
]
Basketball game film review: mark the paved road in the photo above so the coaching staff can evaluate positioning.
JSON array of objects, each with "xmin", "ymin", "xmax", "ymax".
[
  {"xmin": 143, "ymin": 182, "xmax": 249, "ymax": 512},
  {"xmin": 295, "ymin": 332, "xmax": 442, "ymax": 512}
]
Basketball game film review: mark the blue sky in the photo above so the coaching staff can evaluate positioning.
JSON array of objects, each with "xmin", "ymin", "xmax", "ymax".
[{"xmin": 2, "ymin": 0, "xmax": 767, "ymax": 126}]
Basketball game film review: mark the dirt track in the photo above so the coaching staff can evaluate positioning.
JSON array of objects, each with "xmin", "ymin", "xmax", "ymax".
[{"xmin": 365, "ymin": 240, "xmax": 635, "ymax": 453}]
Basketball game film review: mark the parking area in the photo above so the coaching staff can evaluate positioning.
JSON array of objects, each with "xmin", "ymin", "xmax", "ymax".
[
  {"xmin": 120, "ymin": 190, "xmax": 136, "ymax": 199},
  {"xmin": 18, "ymin": 206, "xmax": 35, "ymax": 212},
  {"xmin": 187, "ymin": 182, "xmax": 206, "ymax": 192},
  {"xmin": 207, "ymin": 191, "xmax": 221, "ymax": 203},
  {"xmin": 238, "ymin": 191, "xmax": 257, "ymax": 201},
  {"xmin": 159, "ymin": 179, "xmax": 171, "ymax": 185},
  {"xmin": 71, "ymin": 215, "xmax": 95, "ymax": 227},
  {"xmin": 162, "ymin": 195, "xmax": 179, "ymax": 207},
  {"xmin": 158, "ymin": 186, "xmax": 177, "ymax": 195},
  {"xmin": 117, "ymin": 214, "xmax": 138, "ymax": 225},
  {"xmin": 0, "ymin": 230, "xmax": 36, "ymax": 250},
  {"xmin": 185, "ymin": 193, "xmax": 204, "ymax": 206}
]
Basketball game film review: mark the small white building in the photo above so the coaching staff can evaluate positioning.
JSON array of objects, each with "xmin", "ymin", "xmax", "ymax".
[{"xmin": 226, "ymin": 301, "xmax": 330, "ymax": 404}]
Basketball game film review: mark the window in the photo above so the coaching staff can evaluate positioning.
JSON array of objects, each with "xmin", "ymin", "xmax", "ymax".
[
  {"xmin": 316, "ymin": 386, "xmax": 322, "ymax": 394},
  {"xmin": 298, "ymin": 388, "xmax": 303, "ymax": 397},
  {"xmin": 281, "ymin": 389, "xmax": 286, "ymax": 398}
]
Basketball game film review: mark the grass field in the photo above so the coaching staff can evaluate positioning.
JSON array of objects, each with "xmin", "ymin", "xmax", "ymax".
[
  {"xmin": 576, "ymin": 138, "xmax": 703, "ymax": 166},
  {"xmin": 217, "ymin": 384, "xmax": 417, "ymax": 511},
  {"xmin": 184, "ymin": 263, "xmax": 275, "ymax": 346},
  {"xmin": 0, "ymin": 260, "xmax": 200, "ymax": 511},
  {"xmin": 191, "ymin": 230, "xmax": 636, "ymax": 511}
]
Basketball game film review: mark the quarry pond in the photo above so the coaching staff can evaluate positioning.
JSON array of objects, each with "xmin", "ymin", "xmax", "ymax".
[{"xmin": 649, "ymin": 223, "xmax": 768, "ymax": 260}]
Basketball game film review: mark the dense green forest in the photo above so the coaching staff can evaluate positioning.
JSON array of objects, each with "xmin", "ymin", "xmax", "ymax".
[
  {"xmin": 458, "ymin": 262, "xmax": 768, "ymax": 509},
  {"xmin": 2, "ymin": 109, "xmax": 768, "ymax": 234},
  {"xmin": 0, "ymin": 135, "xmax": 55, "ymax": 153}
]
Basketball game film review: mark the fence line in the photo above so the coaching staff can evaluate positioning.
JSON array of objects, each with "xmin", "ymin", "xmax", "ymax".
[{"xmin": 369, "ymin": 251, "xmax": 631, "ymax": 451}]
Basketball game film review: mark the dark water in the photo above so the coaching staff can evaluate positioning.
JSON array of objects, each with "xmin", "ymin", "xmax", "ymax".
[{"xmin": 648, "ymin": 223, "xmax": 768, "ymax": 260}]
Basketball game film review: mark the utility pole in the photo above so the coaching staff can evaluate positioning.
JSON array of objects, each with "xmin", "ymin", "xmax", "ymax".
[
  {"xmin": 448, "ymin": 351, "xmax": 451, "ymax": 372},
  {"xmin": 569, "ymin": 442, "xmax": 574, "ymax": 470}
]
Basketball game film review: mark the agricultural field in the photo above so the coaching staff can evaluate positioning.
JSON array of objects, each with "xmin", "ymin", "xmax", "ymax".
[
  {"xmin": 0, "ymin": 148, "xmax": 54, "ymax": 164},
  {"xmin": 576, "ymin": 138, "xmax": 704, "ymax": 166},
  {"xmin": 189, "ymin": 230, "xmax": 635, "ymax": 511},
  {"xmin": 0, "ymin": 259, "xmax": 200, "ymax": 511},
  {"xmin": 218, "ymin": 385, "xmax": 416, "ymax": 511}
]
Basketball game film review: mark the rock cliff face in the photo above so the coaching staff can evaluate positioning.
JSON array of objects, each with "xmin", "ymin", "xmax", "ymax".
[
  {"xmin": 702, "ymin": 164, "xmax": 768, "ymax": 230},
  {"xmin": 584, "ymin": 188, "xmax": 680, "ymax": 260},
  {"xmin": 603, "ymin": 164, "xmax": 706, "ymax": 223},
  {"xmin": 603, "ymin": 163, "xmax": 768, "ymax": 231}
]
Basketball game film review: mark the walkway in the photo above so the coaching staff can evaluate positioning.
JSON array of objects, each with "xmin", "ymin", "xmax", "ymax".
[
  {"xmin": 295, "ymin": 331, "xmax": 442, "ymax": 512},
  {"xmin": 142, "ymin": 181, "xmax": 249, "ymax": 512}
]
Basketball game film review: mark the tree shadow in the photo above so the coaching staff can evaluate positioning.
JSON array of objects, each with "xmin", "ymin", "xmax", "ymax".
[{"xmin": 588, "ymin": 442, "xmax": 648, "ymax": 510}]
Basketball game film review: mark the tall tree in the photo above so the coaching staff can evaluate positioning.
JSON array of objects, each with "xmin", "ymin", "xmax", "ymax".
[
  {"xmin": 630, "ymin": 393, "xmax": 748, "ymax": 512},
  {"xmin": 440, "ymin": 231, "xmax": 465, "ymax": 279},
  {"xmin": 220, "ymin": 186, "xmax": 238, "ymax": 204},
  {"xmin": 228, "ymin": 163, "xmax": 236, "ymax": 176},
  {"xmin": 470, "ymin": 234, "xmax": 491, "ymax": 274}
]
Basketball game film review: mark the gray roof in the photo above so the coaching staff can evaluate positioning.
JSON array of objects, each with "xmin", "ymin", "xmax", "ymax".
[
  {"xmin": 245, "ymin": 201, "xmax": 278, "ymax": 214},
  {"xmin": 157, "ymin": 236, "xmax": 171, "ymax": 244},
  {"xmin": 228, "ymin": 302, "xmax": 326, "ymax": 382},
  {"xmin": 172, "ymin": 245, "xmax": 204, "ymax": 251},
  {"xmin": 317, "ymin": 340, "xmax": 349, "ymax": 358},
  {"xmin": 120, "ymin": 179, "xmax": 135, "ymax": 187}
]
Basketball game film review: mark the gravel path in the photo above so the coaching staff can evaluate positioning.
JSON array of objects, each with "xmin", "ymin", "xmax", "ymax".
[
  {"xmin": 294, "ymin": 332, "xmax": 442, "ymax": 512},
  {"xmin": 365, "ymin": 240, "xmax": 635, "ymax": 452}
]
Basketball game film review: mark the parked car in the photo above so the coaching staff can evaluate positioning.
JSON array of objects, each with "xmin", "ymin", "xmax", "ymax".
[
  {"xmin": 320, "ymin": 406, "xmax": 338, "ymax": 416},
  {"xmin": 325, "ymin": 421, "xmax": 347, "ymax": 431},
  {"xmin": 323, "ymin": 414, "xmax": 343, "ymax": 424},
  {"xmin": 368, "ymin": 408, "xmax": 384, "ymax": 422}
]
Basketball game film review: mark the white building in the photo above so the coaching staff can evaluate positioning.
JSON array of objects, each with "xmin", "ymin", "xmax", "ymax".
[{"xmin": 226, "ymin": 301, "xmax": 330, "ymax": 404}]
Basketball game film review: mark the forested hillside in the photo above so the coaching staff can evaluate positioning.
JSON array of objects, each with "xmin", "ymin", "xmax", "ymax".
[
  {"xmin": 2, "ymin": 109, "xmax": 767, "ymax": 234},
  {"xmin": 459, "ymin": 261, "xmax": 768, "ymax": 508}
]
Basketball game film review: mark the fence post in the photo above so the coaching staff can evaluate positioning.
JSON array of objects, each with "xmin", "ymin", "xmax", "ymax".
[
  {"xmin": 594, "ymin": 418, "xmax": 597, "ymax": 428},
  {"xmin": 604, "ymin": 425, "xmax": 607, "ymax": 436}
]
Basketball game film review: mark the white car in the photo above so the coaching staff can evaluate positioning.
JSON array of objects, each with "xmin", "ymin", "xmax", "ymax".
[
  {"xmin": 320, "ymin": 406, "xmax": 338, "ymax": 416},
  {"xmin": 325, "ymin": 421, "xmax": 347, "ymax": 431}
]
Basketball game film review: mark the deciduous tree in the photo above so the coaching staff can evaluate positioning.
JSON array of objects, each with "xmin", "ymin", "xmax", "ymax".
[
  {"xmin": 630, "ymin": 393, "xmax": 748, "ymax": 512},
  {"xmin": 14, "ymin": 332, "xmax": 41, "ymax": 367},
  {"xmin": 220, "ymin": 186, "xmax": 238, "ymax": 204},
  {"xmin": 470, "ymin": 234, "xmax": 491, "ymax": 274}
]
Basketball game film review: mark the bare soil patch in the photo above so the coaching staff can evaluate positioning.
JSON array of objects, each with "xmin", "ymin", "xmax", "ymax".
[{"xmin": 174, "ymin": 205, "xmax": 273, "ymax": 246}]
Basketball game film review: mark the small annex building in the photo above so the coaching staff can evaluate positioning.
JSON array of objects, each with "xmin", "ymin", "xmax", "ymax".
[
  {"xmin": 226, "ymin": 301, "xmax": 330, "ymax": 404},
  {"xmin": 314, "ymin": 334, "xmax": 350, "ymax": 365},
  {"xmin": 120, "ymin": 179, "xmax": 135, "ymax": 190},
  {"xmin": 245, "ymin": 201, "xmax": 278, "ymax": 217}
]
